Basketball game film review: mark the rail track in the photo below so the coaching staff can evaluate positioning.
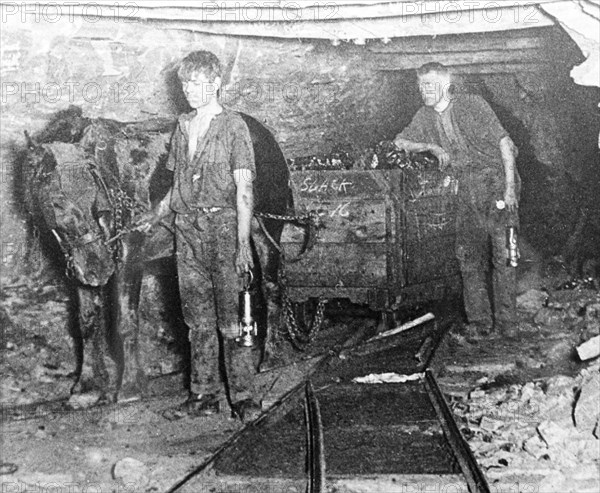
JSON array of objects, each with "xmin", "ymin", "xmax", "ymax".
[
  {"xmin": 1, "ymin": 305, "xmax": 486, "ymax": 492},
  {"xmin": 165, "ymin": 310, "xmax": 491, "ymax": 493}
]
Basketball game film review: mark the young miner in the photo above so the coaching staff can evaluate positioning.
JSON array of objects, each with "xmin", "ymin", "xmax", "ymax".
[
  {"xmin": 137, "ymin": 51, "xmax": 260, "ymax": 421},
  {"xmin": 394, "ymin": 62, "xmax": 520, "ymax": 337}
]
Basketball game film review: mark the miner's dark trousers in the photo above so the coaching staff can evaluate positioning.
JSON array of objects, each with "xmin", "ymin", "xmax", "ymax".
[
  {"xmin": 455, "ymin": 200, "xmax": 517, "ymax": 328},
  {"xmin": 174, "ymin": 209, "xmax": 259, "ymax": 403}
]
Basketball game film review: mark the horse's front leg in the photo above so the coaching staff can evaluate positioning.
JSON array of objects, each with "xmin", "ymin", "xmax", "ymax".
[
  {"xmin": 111, "ymin": 234, "xmax": 147, "ymax": 400},
  {"xmin": 70, "ymin": 285, "xmax": 111, "ymax": 403}
]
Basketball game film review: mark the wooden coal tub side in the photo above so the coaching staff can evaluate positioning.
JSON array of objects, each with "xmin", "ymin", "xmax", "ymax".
[
  {"xmin": 399, "ymin": 167, "xmax": 462, "ymax": 307},
  {"xmin": 280, "ymin": 168, "xmax": 461, "ymax": 313}
]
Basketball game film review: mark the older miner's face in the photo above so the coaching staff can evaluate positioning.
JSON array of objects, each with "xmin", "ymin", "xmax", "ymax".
[
  {"xmin": 418, "ymin": 71, "xmax": 451, "ymax": 107},
  {"xmin": 181, "ymin": 71, "xmax": 221, "ymax": 109}
]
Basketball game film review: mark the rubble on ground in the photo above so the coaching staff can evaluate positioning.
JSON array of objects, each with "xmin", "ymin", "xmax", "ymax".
[
  {"xmin": 577, "ymin": 335, "xmax": 600, "ymax": 361},
  {"xmin": 112, "ymin": 457, "xmax": 149, "ymax": 488},
  {"xmin": 517, "ymin": 289, "xmax": 549, "ymax": 314},
  {"xmin": 518, "ymin": 285, "xmax": 600, "ymax": 356},
  {"xmin": 0, "ymin": 278, "xmax": 74, "ymax": 407},
  {"xmin": 0, "ymin": 274, "xmax": 186, "ymax": 408},
  {"xmin": 452, "ymin": 364, "xmax": 600, "ymax": 492},
  {"xmin": 2, "ymin": 269, "xmax": 599, "ymax": 488}
]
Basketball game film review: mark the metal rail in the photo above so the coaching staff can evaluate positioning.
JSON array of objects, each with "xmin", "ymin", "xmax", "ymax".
[
  {"xmin": 163, "ymin": 380, "xmax": 309, "ymax": 493},
  {"xmin": 305, "ymin": 380, "xmax": 325, "ymax": 493},
  {"xmin": 423, "ymin": 369, "xmax": 491, "ymax": 493},
  {"xmin": 163, "ymin": 347, "xmax": 336, "ymax": 493},
  {"xmin": 4, "ymin": 313, "xmax": 489, "ymax": 492}
]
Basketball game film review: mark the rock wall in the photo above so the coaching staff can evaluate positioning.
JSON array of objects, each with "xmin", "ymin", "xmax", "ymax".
[
  {"xmin": 460, "ymin": 66, "xmax": 600, "ymax": 261},
  {"xmin": 0, "ymin": 15, "xmax": 417, "ymax": 280},
  {"xmin": 1, "ymin": 13, "xmax": 598, "ymax": 280}
]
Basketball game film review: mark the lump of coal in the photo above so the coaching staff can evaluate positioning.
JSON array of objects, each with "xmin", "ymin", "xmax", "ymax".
[
  {"xmin": 287, "ymin": 141, "xmax": 439, "ymax": 171},
  {"xmin": 366, "ymin": 140, "xmax": 439, "ymax": 170},
  {"xmin": 287, "ymin": 143, "xmax": 355, "ymax": 171}
]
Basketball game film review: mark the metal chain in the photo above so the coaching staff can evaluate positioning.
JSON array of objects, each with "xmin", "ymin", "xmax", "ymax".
[
  {"xmin": 255, "ymin": 211, "xmax": 322, "ymax": 267},
  {"xmin": 87, "ymin": 160, "xmax": 143, "ymax": 264},
  {"xmin": 259, "ymin": 213, "xmax": 327, "ymax": 351},
  {"xmin": 254, "ymin": 213, "xmax": 328, "ymax": 350},
  {"xmin": 255, "ymin": 210, "xmax": 320, "ymax": 226},
  {"xmin": 109, "ymin": 188, "xmax": 138, "ymax": 232},
  {"xmin": 107, "ymin": 188, "xmax": 145, "ymax": 263},
  {"xmin": 282, "ymin": 291, "xmax": 327, "ymax": 351},
  {"xmin": 64, "ymin": 251, "xmax": 76, "ymax": 279}
]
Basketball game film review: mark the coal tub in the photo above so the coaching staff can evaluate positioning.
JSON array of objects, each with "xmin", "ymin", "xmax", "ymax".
[{"xmin": 280, "ymin": 167, "xmax": 461, "ymax": 316}]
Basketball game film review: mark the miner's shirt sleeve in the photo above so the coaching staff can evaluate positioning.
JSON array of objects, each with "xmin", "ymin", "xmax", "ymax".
[
  {"xmin": 467, "ymin": 95, "xmax": 509, "ymax": 148},
  {"xmin": 230, "ymin": 118, "xmax": 256, "ymax": 181},
  {"xmin": 396, "ymin": 107, "xmax": 432, "ymax": 143},
  {"xmin": 165, "ymin": 124, "xmax": 183, "ymax": 172}
]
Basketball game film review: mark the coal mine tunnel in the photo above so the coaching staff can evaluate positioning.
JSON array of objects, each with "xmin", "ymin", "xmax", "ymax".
[{"xmin": 1, "ymin": 2, "xmax": 599, "ymax": 492}]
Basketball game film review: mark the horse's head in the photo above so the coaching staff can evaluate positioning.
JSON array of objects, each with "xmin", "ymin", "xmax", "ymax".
[
  {"xmin": 25, "ymin": 136, "xmax": 115, "ymax": 286},
  {"xmin": 48, "ymin": 204, "xmax": 115, "ymax": 287}
]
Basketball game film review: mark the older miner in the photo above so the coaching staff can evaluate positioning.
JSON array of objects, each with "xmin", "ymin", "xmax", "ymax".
[{"xmin": 394, "ymin": 62, "xmax": 520, "ymax": 337}]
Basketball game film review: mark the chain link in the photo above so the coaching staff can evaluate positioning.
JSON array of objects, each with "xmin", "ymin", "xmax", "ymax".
[
  {"xmin": 106, "ymin": 188, "xmax": 147, "ymax": 263},
  {"xmin": 87, "ymin": 161, "xmax": 144, "ymax": 264},
  {"xmin": 254, "ymin": 209, "xmax": 321, "ymax": 225},
  {"xmin": 279, "ymin": 257, "xmax": 327, "ymax": 351},
  {"xmin": 282, "ymin": 289, "xmax": 327, "ymax": 350},
  {"xmin": 255, "ymin": 211, "xmax": 327, "ymax": 351},
  {"xmin": 65, "ymin": 251, "xmax": 76, "ymax": 279},
  {"xmin": 95, "ymin": 193, "xmax": 328, "ymax": 349}
]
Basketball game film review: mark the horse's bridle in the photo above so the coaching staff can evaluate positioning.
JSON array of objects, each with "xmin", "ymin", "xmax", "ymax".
[{"xmin": 51, "ymin": 228, "xmax": 105, "ymax": 278}]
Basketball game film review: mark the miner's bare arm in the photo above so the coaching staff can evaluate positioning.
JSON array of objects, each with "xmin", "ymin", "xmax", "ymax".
[
  {"xmin": 234, "ymin": 169, "xmax": 254, "ymax": 276},
  {"xmin": 393, "ymin": 135, "xmax": 451, "ymax": 169},
  {"xmin": 499, "ymin": 136, "xmax": 518, "ymax": 212},
  {"xmin": 135, "ymin": 189, "xmax": 172, "ymax": 233}
]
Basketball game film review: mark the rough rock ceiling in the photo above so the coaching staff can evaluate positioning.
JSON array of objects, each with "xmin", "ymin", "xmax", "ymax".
[
  {"xmin": 8, "ymin": 1, "xmax": 561, "ymax": 38},
  {"xmin": 539, "ymin": 1, "xmax": 600, "ymax": 86},
  {"xmin": 4, "ymin": 1, "xmax": 599, "ymax": 86}
]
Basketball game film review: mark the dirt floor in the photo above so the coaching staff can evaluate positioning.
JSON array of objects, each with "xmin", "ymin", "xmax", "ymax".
[{"xmin": 1, "ymin": 257, "xmax": 599, "ymax": 492}]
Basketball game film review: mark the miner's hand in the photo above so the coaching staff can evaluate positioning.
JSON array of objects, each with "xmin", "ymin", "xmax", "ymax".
[
  {"xmin": 133, "ymin": 190, "xmax": 172, "ymax": 234},
  {"xmin": 98, "ymin": 213, "xmax": 113, "ymax": 241},
  {"xmin": 430, "ymin": 144, "xmax": 451, "ymax": 170},
  {"xmin": 235, "ymin": 241, "xmax": 254, "ymax": 277},
  {"xmin": 504, "ymin": 188, "xmax": 518, "ymax": 213},
  {"xmin": 134, "ymin": 210, "xmax": 162, "ymax": 234}
]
